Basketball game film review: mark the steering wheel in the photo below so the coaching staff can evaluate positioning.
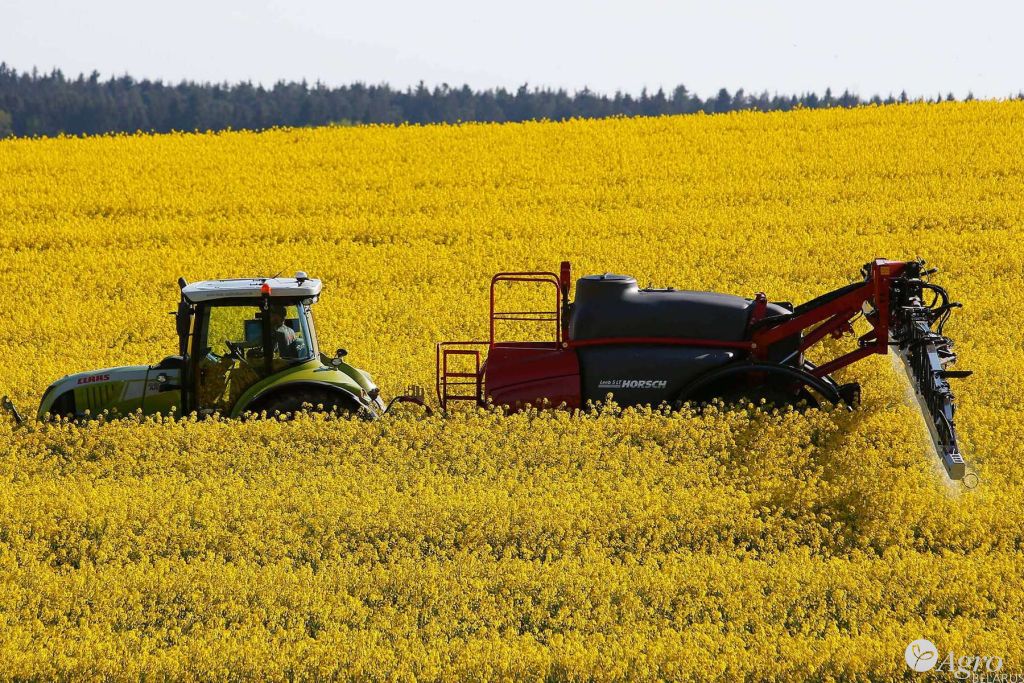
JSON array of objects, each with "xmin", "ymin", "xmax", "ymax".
[
  {"xmin": 225, "ymin": 340, "xmax": 262, "ymax": 367},
  {"xmin": 225, "ymin": 340, "xmax": 246, "ymax": 359}
]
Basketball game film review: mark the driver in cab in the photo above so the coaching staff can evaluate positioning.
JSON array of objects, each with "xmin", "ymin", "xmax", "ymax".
[{"xmin": 268, "ymin": 305, "xmax": 299, "ymax": 359}]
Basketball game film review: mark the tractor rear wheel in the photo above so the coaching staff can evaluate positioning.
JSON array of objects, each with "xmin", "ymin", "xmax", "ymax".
[{"xmin": 252, "ymin": 387, "xmax": 363, "ymax": 419}]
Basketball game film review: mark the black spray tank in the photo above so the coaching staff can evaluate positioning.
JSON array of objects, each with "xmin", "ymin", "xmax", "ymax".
[{"xmin": 568, "ymin": 274, "xmax": 793, "ymax": 407}]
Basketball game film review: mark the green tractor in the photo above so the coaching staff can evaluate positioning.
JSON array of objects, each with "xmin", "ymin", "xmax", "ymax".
[{"xmin": 9, "ymin": 272, "xmax": 425, "ymax": 423}]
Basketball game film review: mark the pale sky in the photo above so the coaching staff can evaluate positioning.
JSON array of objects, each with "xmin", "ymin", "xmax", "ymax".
[{"xmin": 3, "ymin": 0, "xmax": 1022, "ymax": 99}]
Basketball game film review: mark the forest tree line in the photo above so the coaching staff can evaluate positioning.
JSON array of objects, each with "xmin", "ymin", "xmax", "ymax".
[{"xmin": 0, "ymin": 63, "xmax": 1011, "ymax": 138}]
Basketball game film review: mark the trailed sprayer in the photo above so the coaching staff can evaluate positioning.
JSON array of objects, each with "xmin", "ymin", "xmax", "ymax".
[{"xmin": 437, "ymin": 259, "xmax": 971, "ymax": 479}]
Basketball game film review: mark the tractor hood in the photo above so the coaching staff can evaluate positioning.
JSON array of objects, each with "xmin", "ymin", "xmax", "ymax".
[{"xmin": 38, "ymin": 365, "xmax": 150, "ymax": 419}]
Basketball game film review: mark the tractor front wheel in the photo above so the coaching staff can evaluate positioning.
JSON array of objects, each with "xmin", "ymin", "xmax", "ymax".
[{"xmin": 251, "ymin": 387, "xmax": 363, "ymax": 419}]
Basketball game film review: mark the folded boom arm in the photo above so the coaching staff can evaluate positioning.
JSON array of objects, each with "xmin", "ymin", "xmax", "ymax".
[{"xmin": 752, "ymin": 259, "xmax": 971, "ymax": 480}]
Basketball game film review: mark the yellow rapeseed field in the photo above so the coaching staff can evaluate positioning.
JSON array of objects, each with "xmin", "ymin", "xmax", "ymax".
[{"xmin": 1, "ymin": 102, "xmax": 1023, "ymax": 680}]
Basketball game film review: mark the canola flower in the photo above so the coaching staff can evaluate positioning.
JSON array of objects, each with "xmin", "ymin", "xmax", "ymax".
[{"xmin": 1, "ymin": 102, "xmax": 1023, "ymax": 680}]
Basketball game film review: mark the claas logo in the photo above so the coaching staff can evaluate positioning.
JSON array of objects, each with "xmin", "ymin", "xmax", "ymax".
[{"xmin": 76, "ymin": 374, "xmax": 110, "ymax": 385}]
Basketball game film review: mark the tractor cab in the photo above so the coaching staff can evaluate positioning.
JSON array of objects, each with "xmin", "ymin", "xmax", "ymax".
[
  {"xmin": 37, "ymin": 272, "xmax": 385, "ymax": 420},
  {"xmin": 174, "ymin": 274, "xmax": 324, "ymax": 415}
]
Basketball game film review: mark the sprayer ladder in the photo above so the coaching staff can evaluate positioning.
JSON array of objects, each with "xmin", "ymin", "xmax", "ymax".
[{"xmin": 437, "ymin": 343, "xmax": 487, "ymax": 409}]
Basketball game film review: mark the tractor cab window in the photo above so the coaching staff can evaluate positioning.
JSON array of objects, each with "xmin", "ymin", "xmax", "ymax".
[
  {"xmin": 195, "ymin": 302, "xmax": 314, "ymax": 412},
  {"xmin": 202, "ymin": 303, "xmax": 313, "ymax": 364},
  {"xmin": 251, "ymin": 304, "xmax": 314, "ymax": 363}
]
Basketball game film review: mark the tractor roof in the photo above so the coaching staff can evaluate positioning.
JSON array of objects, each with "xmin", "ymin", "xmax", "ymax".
[{"xmin": 181, "ymin": 273, "xmax": 321, "ymax": 303}]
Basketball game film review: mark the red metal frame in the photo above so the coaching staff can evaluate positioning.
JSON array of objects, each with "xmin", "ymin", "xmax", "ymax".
[
  {"xmin": 567, "ymin": 337, "xmax": 752, "ymax": 350},
  {"xmin": 747, "ymin": 292, "xmax": 769, "ymax": 332},
  {"xmin": 489, "ymin": 272, "xmax": 563, "ymax": 345},
  {"xmin": 751, "ymin": 259, "xmax": 907, "ymax": 378},
  {"xmin": 436, "ymin": 341, "xmax": 489, "ymax": 406},
  {"xmin": 436, "ymin": 271, "xmax": 566, "ymax": 408}
]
